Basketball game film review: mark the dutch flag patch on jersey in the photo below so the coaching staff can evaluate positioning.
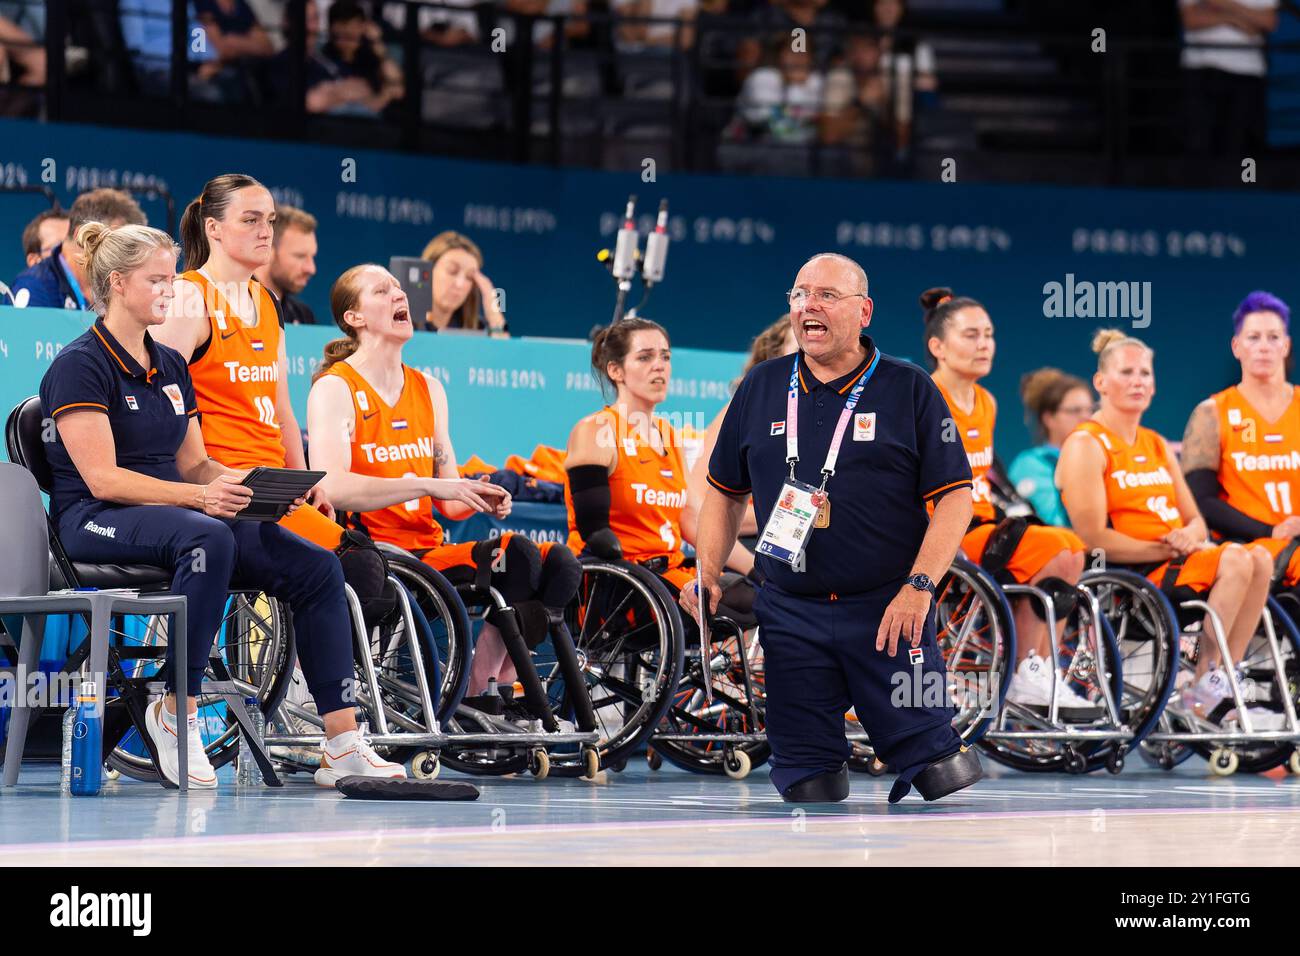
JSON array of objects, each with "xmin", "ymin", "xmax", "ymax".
[
  {"xmin": 250, "ymin": 340, "xmax": 265, "ymax": 352},
  {"xmin": 1265, "ymin": 434, "xmax": 1283, "ymax": 443},
  {"xmin": 392, "ymin": 418, "xmax": 409, "ymax": 430}
]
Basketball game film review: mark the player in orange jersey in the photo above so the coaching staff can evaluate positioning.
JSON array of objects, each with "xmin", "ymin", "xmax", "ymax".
[
  {"xmin": 152, "ymin": 173, "xmax": 343, "ymax": 550},
  {"xmin": 1180, "ymin": 291, "xmax": 1300, "ymax": 590},
  {"xmin": 1057, "ymin": 329, "xmax": 1284, "ymax": 729},
  {"xmin": 305, "ymin": 264, "xmax": 588, "ymax": 729},
  {"xmin": 921, "ymin": 287, "xmax": 1089, "ymax": 713},
  {"xmin": 564, "ymin": 318, "xmax": 757, "ymax": 625}
]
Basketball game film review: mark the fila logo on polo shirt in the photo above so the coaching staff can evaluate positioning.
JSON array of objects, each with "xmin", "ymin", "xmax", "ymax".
[
  {"xmin": 124, "ymin": 395, "xmax": 138, "ymax": 411},
  {"xmin": 770, "ymin": 420, "xmax": 786, "ymax": 436},
  {"xmin": 162, "ymin": 384, "xmax": 186, "ymax": 415},
  {"xmin": 908, "ymin": 647, "xmax": 924, "ymax": 665},
  {"xmin": 854, "ymin": 412, "xmax": 876, "ymax": 441}
]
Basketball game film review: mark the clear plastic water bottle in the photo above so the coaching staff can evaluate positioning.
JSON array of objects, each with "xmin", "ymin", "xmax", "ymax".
[
  {"xmin": 60, "ymin": 701, "xmax": 75, "ymax": 794},
  {"xmin": 62, "ymin": 680, "xmax": 102, "ymax": 797},
  {"xmin": 236, "ymin": 697, "xmax": 265, "ymax": 787}
]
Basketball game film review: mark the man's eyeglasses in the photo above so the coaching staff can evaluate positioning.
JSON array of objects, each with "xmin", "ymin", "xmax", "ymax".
[{"xmin": 787, "ymin": 289, "xmax": 866, "ymax": 308}]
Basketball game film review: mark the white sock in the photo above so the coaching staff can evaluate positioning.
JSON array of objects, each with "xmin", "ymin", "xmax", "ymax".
[{"xmin": 161, "ymin": 702, "xmax": 178, "ymax": 731}]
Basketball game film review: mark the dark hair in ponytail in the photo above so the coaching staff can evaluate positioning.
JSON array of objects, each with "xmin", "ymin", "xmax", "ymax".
[
  {"xmin": 919, "ymin": 286, "xmax": 984, "ymax": 370},
  {"xmin": 590, "ymin": 317, "xmax": 670, "ymax": 400},
  {"xmin": 179, "ymin": 173, "xmax": 265, "ymax": 270}
]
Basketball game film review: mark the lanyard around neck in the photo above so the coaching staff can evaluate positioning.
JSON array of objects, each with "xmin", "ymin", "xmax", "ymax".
[{"xmin": 785, "ymin": 347, "xmax": 881, "ymax": 487}]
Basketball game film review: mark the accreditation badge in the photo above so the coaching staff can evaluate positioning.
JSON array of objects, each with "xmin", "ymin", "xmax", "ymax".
[{"xmin": 755, "ymin": 477, "xmax": 822, "ymax": 569}]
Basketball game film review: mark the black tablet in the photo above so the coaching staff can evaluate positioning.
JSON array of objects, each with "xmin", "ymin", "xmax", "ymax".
[{"xmin": 236, "ymin": 467, "xmax": 327, "ymax": 522}]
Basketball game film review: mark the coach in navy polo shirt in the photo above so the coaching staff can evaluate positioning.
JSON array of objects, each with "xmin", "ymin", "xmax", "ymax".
[{"xmin": 684, "ymin": 252, "xmax": 985, "ymax": 804}]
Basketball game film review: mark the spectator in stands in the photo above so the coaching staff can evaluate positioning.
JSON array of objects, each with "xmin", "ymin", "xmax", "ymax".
[
  {"xmin": 738, "ymin": 0, "xmax": 844, "ymax": 69},
  {"xmin": 120, "ymin": 0, "xmax": 222, "ymax": 97},
  {"xmin": 380, "ymin": 0, "xmax": 480, "ymax": 48},
  {"xmin": 0, "ymin": 9, "xmax": 44, "ymax": 87},
  {"xmin": 22, "ymin": 209, "xmax": 70, "ymax": 268},
  {"xmin": 821, "ymin": 31, "xmax": 886, "ymax": 150},
  {"xmin": 613, "ymin": 0, "xmax": 696, "ymax": 49},
  {"xmin": 1180, "ymin": 0, "xmax": 1278, "ymax": 155},
  {"xmin": 496, "ymin": 0, "xmax": 591, "ymax": 52},
  {"xmin": 729, "ymin": 34, "xmax": 824, "ymax": 145},
  {"xmin": 862, "ymin": 0, "xmax": 935, "ymax": 93},
  {"xmin": 195, "ymin": 0, "xmax": 275, "ymax": 62},
  {"xmin": 420, "ymin": 231, "xmax": 509, "ymax": 337},
  {"xmin": 253, "ymin": 204, "xmax": 319, "ymax": 324},
  {"xmin": 10, "ymin": 188, "xmax": 146, "ymax": 310},
  {"xmin": 1009, "ymin": 368, "xmax": 1094, "ymax": 528},
  {"xmin": 312, "ymin": 0, "xmax": 404, "ymax": 116}
]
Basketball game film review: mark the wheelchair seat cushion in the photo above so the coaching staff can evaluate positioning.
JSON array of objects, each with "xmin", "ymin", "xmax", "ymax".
[
  {"xmin": 67, "ymin": 561, "xmax": 174, "ymax": 591},
  {"xmin": 335, "ymin": 776, "xmax": 481, "ymax": 801}
]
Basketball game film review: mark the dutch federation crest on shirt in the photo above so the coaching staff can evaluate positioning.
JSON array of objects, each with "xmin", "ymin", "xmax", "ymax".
[
  {"xmin": 356, "ymin": 390, "xmax": 370, "ymax": 412},
  {"xmin": 623, "ymin": 438, "xmax": 638, "ymax": 457},
  {"xmin": 213, "ymin": 309, "xmax": 228, "ymax": 332},
  {"xmin": 392, "ymin": 418, "xmax": 409, "ymax": 430},
  {"xmin": 1228, "ymin": 408, "xmax": 1242, "ymax": 427},
  {"xmin": 124, "ymin": 395, "xmax": 139, "ymax": 411},
  {"xmin": 770, "ymin": 420, "xmax": 786, "ymax": 436},
  {"xmin": 161, "ymin": 384, "xmax": 186, "ymax": 415},
  {"xmin": 854, "ymin": 412, "xmax": 876, "ymax": 441},
  {"xmin": 250, "ymin": 339, "xmax": 265, "ymax": 353}
]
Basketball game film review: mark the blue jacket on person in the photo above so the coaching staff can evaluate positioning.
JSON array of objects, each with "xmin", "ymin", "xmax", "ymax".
[{"xmin": 10, "ymin": 243, "xmax": 88, "ymax": 310}]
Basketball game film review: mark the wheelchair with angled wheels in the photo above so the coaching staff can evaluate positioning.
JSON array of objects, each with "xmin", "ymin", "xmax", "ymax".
[
  {"xmin": 847, "ymin": 556, "xmax": 1015, "ymax": 774},
  {"xmin": 1135, "ymin": 579, "xmax": 1300, "ymax": 776},
  {"xmin": 7, "ymin": 396, "xmax": 477, "ymax": 785}
]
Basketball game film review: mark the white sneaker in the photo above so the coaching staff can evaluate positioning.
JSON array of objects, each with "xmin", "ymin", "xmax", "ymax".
[
  {"xmin": 145, "ymin": 699, "xmax": 217, "ymax": 789},
  {"xmin": 1006, "ymin": 653, "xmax": 1100, "ymax": 714},
  {"xmin": 1180, "ymin": 668, "xmax": 1230, "ymax": 718},
  {"xmin": 313, "ymin": 730, "xmax": 407, "ymax": 787}
]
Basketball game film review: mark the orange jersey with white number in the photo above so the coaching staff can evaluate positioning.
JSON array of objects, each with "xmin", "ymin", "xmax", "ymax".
[
  {"xmin": 565, "ymin": 405, "xmax": 688, "ymax": 563},
  {"xmin": 182, "ymin": 270, "xmax": 286, "ymax": 470},
  {"xmin": 1074, "ymin": 420, "xmax": 1183, "ymax": 540},
  {"xmin": 933, "ymin": 379, "xmax": 996, "ymax": 522},
  {"xmin": 325, "ymin": 360, "xmax": 443, "ymax": 552},
  {"xmin": 1212, "ymin": 385, "xmax": 1300, "ymax": 525}
]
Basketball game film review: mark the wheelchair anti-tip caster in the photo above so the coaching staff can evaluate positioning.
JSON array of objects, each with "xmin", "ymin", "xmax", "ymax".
[
  {"xmin": 104, "ymin": 766, "xmax": 120, "ymax": 782},
  {"xmin": 646, "ymin": 748, "xmax": 662, "ymax": 771},
  {"xmin": 1210, "ymin": 748, "xmax": 1239, "ymax": 776},
  {"xmin": 1106, "ymin": 749, "xmax": 1125, "ymax": 775},
  {"xmin": 1290, "ymin": 751, "xmax": 1300, "ymax": 775},
  {"xmin": 529, "ymin": 748, "xmax": 551, "ymax": 780},
  {"xmin": 412, "ymin": 751, "xmax": 441, "ymax": 780},
  {"xmin": 609, "ymin": 757, "xmax": 627, "ymax": 773},
  {"xmin": 723, "ymin": 749, "xmax": 751, "ymax": 780},
  {"xmin": 581, "ymin": 746, "xmax": 600, "ymax": 781},
  {"xmin": 1064, "ymin": 748, "xmax": 1087, "ymax": 775}
]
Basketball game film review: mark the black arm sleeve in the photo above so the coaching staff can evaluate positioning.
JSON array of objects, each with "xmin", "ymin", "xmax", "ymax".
[
  {"xmin": 567, "ymin": 465, "xmax": 622, "ymax": 559},
  {"xmin": 1185, "ymin": 468, "xmax": 1274, "ymax": 541}
]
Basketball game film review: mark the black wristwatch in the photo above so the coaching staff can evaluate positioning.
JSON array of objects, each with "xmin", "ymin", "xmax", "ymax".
[{"xmin": 906, "ymin": 573, "xmax": 936, "ymax": 597}]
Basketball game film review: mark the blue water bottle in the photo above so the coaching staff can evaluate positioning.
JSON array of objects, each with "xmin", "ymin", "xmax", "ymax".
[{"xmin": 69, "ymin": 680, "xmax": 102, "ymax": 796}]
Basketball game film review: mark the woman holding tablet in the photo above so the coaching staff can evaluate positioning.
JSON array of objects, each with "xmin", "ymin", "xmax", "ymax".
[{"xmin": 40, "ymin": 221, "xmax": 404, "ymax": 789}]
